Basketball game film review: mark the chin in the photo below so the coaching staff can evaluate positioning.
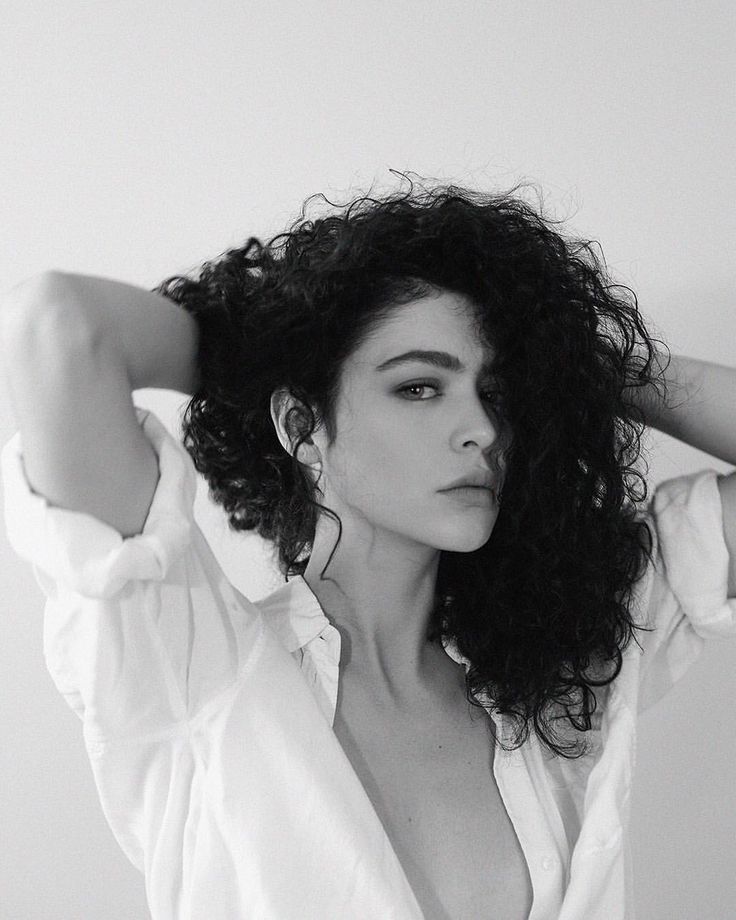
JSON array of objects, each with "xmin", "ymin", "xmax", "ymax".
[{"xmin": 432, "ymin": 520, "xmax": 496, "ymax": 553}]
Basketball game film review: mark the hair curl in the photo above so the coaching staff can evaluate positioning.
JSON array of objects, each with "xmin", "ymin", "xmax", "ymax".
[{"xmin": 154, "ymin": 172, "xmax": 668, "ymax": 758}]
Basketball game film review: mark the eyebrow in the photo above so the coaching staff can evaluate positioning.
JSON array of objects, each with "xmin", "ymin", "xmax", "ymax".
[{"xmin": 374, "ymin": 349, "xmax": 494, "ymax": 374}]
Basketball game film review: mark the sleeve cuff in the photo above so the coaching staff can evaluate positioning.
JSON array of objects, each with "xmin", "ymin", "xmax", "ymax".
[
  {"xmin": 652, "ymin": 469, "xmax": 736, "ymax": 638},
  {"xmin": 1, "ymin": 408, "xmax": 198, "ymax": 599}
]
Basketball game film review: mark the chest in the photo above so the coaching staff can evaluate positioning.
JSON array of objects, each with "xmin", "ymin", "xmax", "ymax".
[{"xmin": 332, "ymin": 681, "xmax": 533, "ymax": 920}]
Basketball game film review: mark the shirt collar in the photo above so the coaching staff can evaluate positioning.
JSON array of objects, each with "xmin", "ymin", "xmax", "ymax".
[
  {"xmin": 254, "ymin": 575, "xmax": 504, "ymax": 731},
  {"xmin": 256, "ymin": 574, "xmax": 472, "ymax": 669},
  {"xmin": 255, "ymin": 574, "xmax": 332, "ymax": 654}
]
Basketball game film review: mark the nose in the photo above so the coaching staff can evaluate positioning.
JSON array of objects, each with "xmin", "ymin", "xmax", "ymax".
[{"xmin": 450, "ymin": 396, "xmax": 500, "ymax": 455}]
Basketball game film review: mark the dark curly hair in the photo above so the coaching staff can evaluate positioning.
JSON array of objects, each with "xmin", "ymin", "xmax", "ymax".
[{"xmin": 154, "ymin": 172, "xmax": 668, "ymax": 759}]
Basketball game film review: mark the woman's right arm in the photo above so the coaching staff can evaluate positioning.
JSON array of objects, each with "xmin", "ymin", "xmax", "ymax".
[{"xmin": 1, "ymin": 270, "xmax": 200, "ymax": 538}]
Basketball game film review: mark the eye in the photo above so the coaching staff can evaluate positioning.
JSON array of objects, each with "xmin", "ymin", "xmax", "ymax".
[
  {"xmin": 396, "ymin": 382, "xmax": 440, "ymax": 400},
  {"xmin": 481, "ymin": 388, "xmax": 507, "ymax": 416}
]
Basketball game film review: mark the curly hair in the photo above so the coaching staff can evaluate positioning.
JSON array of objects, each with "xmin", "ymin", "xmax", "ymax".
[{"xmin": 154, "ymin": 172, "xmax": 667, "ymax": 759}]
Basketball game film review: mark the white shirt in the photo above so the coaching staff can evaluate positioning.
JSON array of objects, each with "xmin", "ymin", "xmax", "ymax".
[{"xmin": 2, "ymin": 407, "xmax": 735, "ymax": 920}]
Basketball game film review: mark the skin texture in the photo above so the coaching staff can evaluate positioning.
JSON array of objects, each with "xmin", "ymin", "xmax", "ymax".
[{"xmin": 271, "ymin": 289, "xmax": 507, "ymax": 701}]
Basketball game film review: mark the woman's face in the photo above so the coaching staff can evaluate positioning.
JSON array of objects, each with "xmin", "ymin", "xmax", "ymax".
[{"xmin": 303, "ymin": 288, "xmax": 507, "ymax": 557}]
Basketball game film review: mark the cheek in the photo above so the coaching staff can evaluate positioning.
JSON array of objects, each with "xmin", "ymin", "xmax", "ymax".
[{"xmin": 329, "ymin": 420, "xmax": 430, "ymax": 506}]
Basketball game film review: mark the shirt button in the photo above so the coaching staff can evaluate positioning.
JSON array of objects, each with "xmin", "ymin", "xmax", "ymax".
[{"xmin": 541, "ymin": 856, "xmax": 556, "ymax": 871}]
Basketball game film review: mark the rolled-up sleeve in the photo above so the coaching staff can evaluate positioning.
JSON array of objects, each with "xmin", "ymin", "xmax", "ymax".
[
  {"xmin": 635, "ymin": 469, "xmax": 736, "ymax": 713},
  {"xmin": 1, "ymin": 407, "xmax": 264, "ymax": 741}
]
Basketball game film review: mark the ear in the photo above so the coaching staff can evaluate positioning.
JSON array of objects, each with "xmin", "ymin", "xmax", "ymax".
[{"xmin": 269, "ymin": 387, "xmax": 323, "ymax": 470}]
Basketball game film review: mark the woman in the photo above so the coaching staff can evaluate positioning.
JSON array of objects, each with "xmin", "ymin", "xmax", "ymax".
[{"xmin": 2, "ymin": 178, "xmax": 735, "ymax": 920}]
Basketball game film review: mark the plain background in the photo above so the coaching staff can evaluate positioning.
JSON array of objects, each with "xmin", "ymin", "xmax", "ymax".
[{"xmin": 1, "ymin": 2, "xmax": 735, "ymax": 918}]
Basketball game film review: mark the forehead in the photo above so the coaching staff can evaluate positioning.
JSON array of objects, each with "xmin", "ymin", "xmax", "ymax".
[{"xmin": 354, "ymin": 289, "xmax": 493, "ymax": 368}]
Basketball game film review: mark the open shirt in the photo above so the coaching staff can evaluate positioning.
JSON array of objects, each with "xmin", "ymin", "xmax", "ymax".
[{"xmin": 2, "ymin": 407, "xmax": 735, "ymax": 920}]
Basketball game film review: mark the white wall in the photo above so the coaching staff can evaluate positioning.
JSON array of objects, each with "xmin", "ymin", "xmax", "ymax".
[{"xmin": 1, "ymin": 2, "xmax": 734, "ymax": 917}]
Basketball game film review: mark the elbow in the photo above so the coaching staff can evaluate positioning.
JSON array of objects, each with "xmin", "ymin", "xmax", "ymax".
[
  {"xmin": 2, "ymin": 270, "xmax": 74, "ymax": 322},
  {"xmin": 1, "ymin": 271, "xmax": 99, "ymax": 355}
]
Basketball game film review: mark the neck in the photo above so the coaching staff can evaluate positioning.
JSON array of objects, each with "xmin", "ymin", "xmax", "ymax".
[{"xmin": 302, "ymin": 513, "xmax": 459, "ymax": 705}]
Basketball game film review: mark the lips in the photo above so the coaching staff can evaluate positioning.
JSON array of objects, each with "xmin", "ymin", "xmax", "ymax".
[
  {"xmin": 440, "ymin": 485, "xmax": 496, "ymax": 506},
  {"xmin": 439, "ymin": 472, "xmax": 496, "ymax": 492}
]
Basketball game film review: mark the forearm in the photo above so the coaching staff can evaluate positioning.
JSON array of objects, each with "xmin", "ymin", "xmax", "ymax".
[
  {"xmin": 2, "ymin": 270, "xmax": 200, "ymax": 394},
  {"xmin": 628, "ymin": 350, "xmax": 736, "ymax": 466}
]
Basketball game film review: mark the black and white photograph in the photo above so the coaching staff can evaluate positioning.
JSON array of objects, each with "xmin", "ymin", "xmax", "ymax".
[{"xmin": 1, "ymin": 3, "xmax": 734, "ymax": 918}]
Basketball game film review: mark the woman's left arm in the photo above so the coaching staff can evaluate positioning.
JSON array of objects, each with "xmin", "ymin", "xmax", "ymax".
[{"xmin": 627, "ymin": 352, "xmax": 736, "ymax": 595}]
